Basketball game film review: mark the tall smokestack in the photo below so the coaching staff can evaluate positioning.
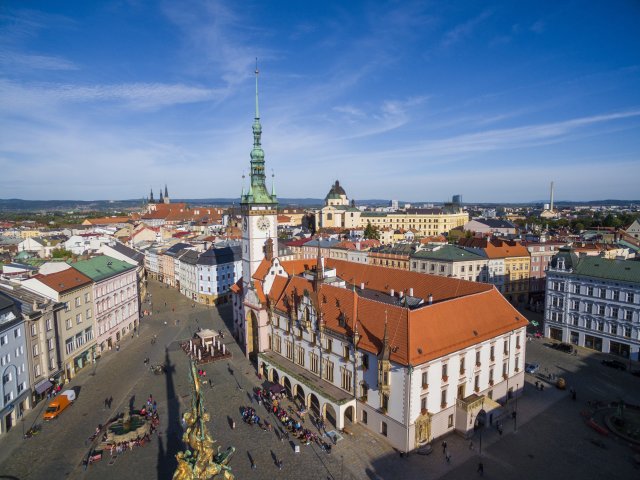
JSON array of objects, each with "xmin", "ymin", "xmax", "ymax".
[{"xmin": 550, "ymin": 181, "xmax": 554, "ymax": 212}]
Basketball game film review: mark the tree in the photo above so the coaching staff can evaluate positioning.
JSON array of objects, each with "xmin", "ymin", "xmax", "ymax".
[
  {"xmin": 363, "ymin": 222, "xmax": 380, "ymax": 240},
  {"xmin": 51, "ymin": 248, "xmax": 73, "ymax": 259}
]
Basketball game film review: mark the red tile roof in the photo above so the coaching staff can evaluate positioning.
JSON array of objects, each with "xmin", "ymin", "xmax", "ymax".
[{"xmin": 35, "ymin": 269, "xmax": 92, "ymax": 293}]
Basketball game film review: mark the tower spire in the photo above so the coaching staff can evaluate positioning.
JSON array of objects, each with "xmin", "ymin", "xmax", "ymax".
[{"xmin": 255, "ymin": 58, "xmax": 260, "ymax": 121}]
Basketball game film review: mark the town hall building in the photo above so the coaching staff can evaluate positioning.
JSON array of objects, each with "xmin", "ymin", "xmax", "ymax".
[{"xmin": 231, "ymin": 70, "xmax": 528, "ymax": 454}]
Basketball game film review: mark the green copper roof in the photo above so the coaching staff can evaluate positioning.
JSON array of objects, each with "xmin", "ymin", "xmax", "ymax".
[
  {"xmin": 411, "ymin": 245, "xmax": 485, "ymax": 262},
  {"xmin": 71, "ymin": 256, "xmax": 135, "ymax": 282},
  {"xmin": 241, "ymin": 65, "xmax": 277, "ymax": 206},
  {"xmin": 574, "ymin": 256, "xmax": 640, "ymax": 285}
]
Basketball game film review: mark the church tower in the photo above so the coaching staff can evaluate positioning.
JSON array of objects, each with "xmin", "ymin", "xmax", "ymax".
[
  {"xmin": 240, "ymin": 64, "xmax": 278, "ymax": 290},
  {"xmin": 164, "ymin": 184, "xmax": 170, "ymax": 204},
  {"xmin": 239, "ymin": 63, "xmax": 278, "ymax": 361}
]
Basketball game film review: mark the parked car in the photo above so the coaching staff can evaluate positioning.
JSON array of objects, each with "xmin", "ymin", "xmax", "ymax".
[
  {"xmin": 43, "ymin": 389, "xmax": 76, "ymax": 420},
  {"xmin": 552, "ymin": 343, "xmax": 574, "ymax": 353},
  {"xmin": 525, "ymin": 362, "xmax": 540, "ymax": 374},
  {"xmin": 602, "ymin": 359, "xmax": 627, "ymax": 371}
]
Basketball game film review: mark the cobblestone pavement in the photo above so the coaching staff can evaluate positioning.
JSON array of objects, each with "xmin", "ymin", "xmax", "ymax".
[{"xmin": 1, "ymin": 290, "xmax": 639, "ymax": 480}]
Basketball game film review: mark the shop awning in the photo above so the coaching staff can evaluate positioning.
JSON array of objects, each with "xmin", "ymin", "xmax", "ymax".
[{"xmin": 35, "ymin": 379, "xmax": 53, "ymax": 394}]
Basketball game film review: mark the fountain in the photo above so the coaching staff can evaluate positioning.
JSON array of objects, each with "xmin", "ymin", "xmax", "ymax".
[{"xmin": 106, "ymin": 410, "xmax": 152, "ymax": 443}]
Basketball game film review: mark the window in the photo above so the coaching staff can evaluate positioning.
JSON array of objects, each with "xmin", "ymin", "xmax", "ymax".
[
  {"xmin": 628, "ymin": 293, "xmax": 635, "ymax": 303},
  {"xmin": 360, "ymin": 382, "xmax": 369, "ymax": 402},
  {"xmin": 14, "ymin": 327, "xmax": 21, "ymax": 338},
  {"xmin": 323, "ymin": 359, "xmax": 334, "ymax": 382},
  {"xmin": 48, "ymin": 338, "xmax": 55, "ymax": 351},
  {"xmin": 587, "ymin": 286, "xmax": 593, "ymax": 296},
  {"xmin": 381, "ymin": 393, "xmax": 389, "ymax": 412},
  {"xmin": 46, "ymin": 319, "xmax": 52, "ymax": 331},
  {"xmin": 2, "ymin": 372, "xmax": 12, "ymax": 384},
  {"xmin": 75, "ymin": 296, "xmax": 81, "ymax": 307},
  {"xmin": 296, "ymin": 345, "xmax": 305, "ymax": 367},
  {"xmin": 341, "ymin": 367, "xmax": 353, "ymax": 392},
  {"xmin": 448, "ymin": 414, "xmax": 454, "ymax": 428},
  {"xmin": 440, "ymin": 389, "xmax": 447, "ymax": 408},
  {"xmin": 421, "ymin": 396, "xmax": 427, "ymax": 411},
  {"xmin": 475, "ymin": 350, "xmax": 481, "ymax": 366},
  {"xmin": 421, "ymin": 371, "xmax": 428, "ymax": 389},
  {"xmin": 502, "ymin": 362, "xmax": 507, "ymax": 378},
  {"xmin": 65, "ymin": 338, "xmax": 74, "ymax": 355},
  {"xmin": 86, "ymin": 308, "xmax": 92, "ymax": 320},
  {"xmin": 381, "ymin": 421, "xmax": 387, "ymax": 436},
  {"xmin": 489, "ymin": 368, "xmax": 494, "ymax": 385},
  {"xmin": 474, "ymin": 375, "xmax": 480, "ymax": 392},
  {"xmin": 503, "ymin": 339, "xmax": 508, "ymax": 355},
  {"xmin": 0, "ymin": 334, "xmax": 7, "ymax": 346},
  {"xmin": 598, "ymin": 305, "xmax": 605, "ymax": 316},
  {"xmin": 34, "ymin": 363, "xmax": 42, "ymax": 377},
  {"xmin": 571, "ymin": 300, "xmax": 579, "ymax": 311},
  {"xmin": 85, "ymin": 328, "xmax": 93, "ymax": 342},
  {"xmin": 599, "ymin": 289, "xmax": 606, "ymax": 299},
  {"xmin": 612, "ymin": 290, "xmax": 619, "ymax": 301},
  {"xmin": 361, "ymin": 410, "xmax": 368, "ymax": 424},
  {"xmin": 624, "ymin": 326, "xmax": 632, "ymax": 338},
  {"xmin": 285, "ymin": 340, "xmax": 293, "ymax": 360},
  {"xmin": 490, "ymin": 345, "xmax": 495, "ymax": 361},
  {"xmin": 585, "ymin": 304, "xmax": 593, "ymax": 314},
  {"xmin": 611, "ymin": 307, "xmax": 619, "ymax": 318},
  {"xmin": 31, "ymin": 324, "xmax": 37, "ymax": 336},
  {"xmin": 459, "ymin": 357, "xmax": 465, "ymax": 374},
  {"xmin": 626, "ymin": 310, "xmax": 633, "ymax": 321},
  {"xmin": 85, "ymin": 292, "xmax": 90, "ymax": 303},
  {"xmin": 273, "ymin": 335, "xmax": 281, "ymax": 353},
  {"xmin": 361, "ymin": 354, "xmax": 369, "ymax": 370},
  {"xmin": 343, "ymin": 345, "xmax": 350, "ymax": 360},
  {"xmin": 442, "ymin": 363, "xmax": 448, "ymax": 380},
  {"xmin": 325, "ymin": 338, "xmax": 333, "ymax": 353},
  {"xmin": 310, "ymin": 352, "xmax": 319, "ymax": 374}
]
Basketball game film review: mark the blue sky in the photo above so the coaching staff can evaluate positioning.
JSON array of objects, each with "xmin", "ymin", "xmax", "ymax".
[{"xmin": 1, "ymin": 1, "xmax": 639, "ymax": 202}]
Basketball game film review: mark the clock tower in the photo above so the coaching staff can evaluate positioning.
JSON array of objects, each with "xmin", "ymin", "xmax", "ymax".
[{"xmin": 240, "ymin": 65, "xmax": 278, "ymax": 291}]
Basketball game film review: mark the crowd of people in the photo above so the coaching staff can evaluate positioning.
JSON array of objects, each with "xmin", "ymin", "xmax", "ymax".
[{"xmin": 242, "ymin": 386, "xmax": 333, "ymax": 452}]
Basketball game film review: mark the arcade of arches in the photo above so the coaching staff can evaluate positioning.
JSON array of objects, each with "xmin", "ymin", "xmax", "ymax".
[{"xmin": 259, "ymin": 355, "xmax": 356, "ymax": 430}]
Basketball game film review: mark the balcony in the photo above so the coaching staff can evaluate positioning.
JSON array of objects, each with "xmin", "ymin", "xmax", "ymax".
[
  {"xmin": 489, "ymin": 379, "xmax": 494, "ymax": 386},
  {"xmin": 442, "ymin": 375, "xmax": 449, "ymax": 383},
  {"xmin": 503, "ymin": 373, "xmax": 508, "ymax": 380},
  {"xmin": 422, "ymin": 383, "xmax": 429, "ymax": 391}
]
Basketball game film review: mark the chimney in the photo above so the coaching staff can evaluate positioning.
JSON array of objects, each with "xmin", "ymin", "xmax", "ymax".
[
  {"xmin": 399, "ymin": 291, "xmax": 404, "ymax": 298},
  {"xmin": 428, "ymin": 293, "xmax": 433, "ymax": 305},
  {"xmin": 390, "ymin": 288, "xmax": 395, "ymax": 297},
  {"xmin": 360, "ymin": 282, "xmax": 365, "ymax": 290},
  {"xmin": 409, "ymin": 287, "xmax": 414, "ymax": 297}
]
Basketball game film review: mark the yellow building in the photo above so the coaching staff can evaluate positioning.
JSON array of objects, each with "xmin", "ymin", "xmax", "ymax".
[
  {"xmin": 360, "ymin": 207, "xmax": 468, "ymax": 237},
  {"xmin": 315, "ymin": 180, "xmax": 361, "ymax": 230}
]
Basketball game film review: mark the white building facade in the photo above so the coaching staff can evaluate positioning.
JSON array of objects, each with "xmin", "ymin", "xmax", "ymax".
[{"xmin": 545, "ymin": 247, "xmax": 640, "ymax": 360}]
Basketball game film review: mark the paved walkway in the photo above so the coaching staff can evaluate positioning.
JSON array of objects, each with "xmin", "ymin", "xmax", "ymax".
[{"xmin": 2, "ymin": 283, "xmax": 639, "ymax": 480}]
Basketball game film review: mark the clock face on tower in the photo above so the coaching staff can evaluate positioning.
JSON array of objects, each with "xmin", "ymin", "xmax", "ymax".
[{"xmin": 257, "ymin": 216, "xmax": 270, "ymax": 231}]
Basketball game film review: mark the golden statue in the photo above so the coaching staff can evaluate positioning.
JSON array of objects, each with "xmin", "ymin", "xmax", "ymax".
[{"xmin": 173, "ymin": 361, "xmax": 235, "ymax": 480}]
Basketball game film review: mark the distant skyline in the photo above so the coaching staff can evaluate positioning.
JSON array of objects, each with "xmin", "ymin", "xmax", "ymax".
[{"xmin": 1, "ymin": 1, "xmax": 639, "ymax": 202}]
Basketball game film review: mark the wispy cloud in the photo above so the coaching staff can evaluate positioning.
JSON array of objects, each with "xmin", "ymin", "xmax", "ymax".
[
  {"xmin": 442, "ymin": 10, "xmax": 492, "ymax": 48},
  {"xmin": 0, "ymin": 52, "xmax": 78, "ymax": 71},
  {"xmin": 0, "ymin": 79, "xmax": 221, "ymax": 111}
]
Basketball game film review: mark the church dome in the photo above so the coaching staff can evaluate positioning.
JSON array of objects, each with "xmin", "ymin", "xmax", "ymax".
[{"xmin": 326, "ymin": 180, "xmax": 346, "ymax": 199}]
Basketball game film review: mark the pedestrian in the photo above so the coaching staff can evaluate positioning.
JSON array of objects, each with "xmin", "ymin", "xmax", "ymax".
[
  {"xmin": 442, "ymin": 440, "xmax": 447, "ymax": 454},
  {"xmin": 477, "ymin": 462, "xmax": 484, "ymax": 476},
  {"xmin": 108, "ymin": 396, "xmax": 113, "ymax": 409},
  {"xmin": 535, "ymin": 381, "xmax": 539, "ymax": 389},
  {"xmin": 104, "ymin": 397, "xmax": 108, "ymax": 409},
  {"xmin": 469, "ymin": 440, "xmax": 474, "ymax": 450}
]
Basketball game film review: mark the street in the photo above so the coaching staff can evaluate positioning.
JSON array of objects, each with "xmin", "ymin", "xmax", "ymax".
[{"xmin": 0, "ymin": 284, "xmax": 638, "ymax": 480}]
